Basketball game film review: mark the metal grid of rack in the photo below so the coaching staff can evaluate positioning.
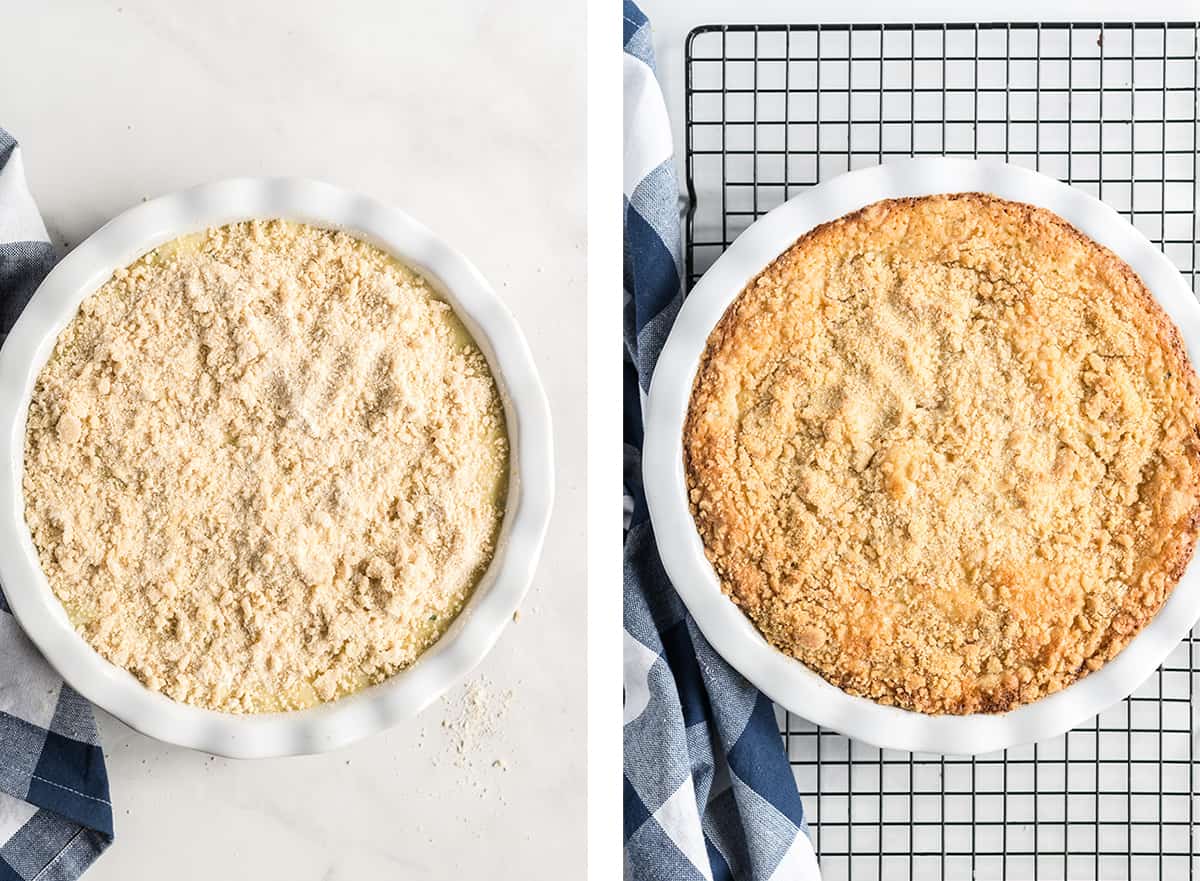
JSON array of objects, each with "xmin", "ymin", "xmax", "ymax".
[{"xmin": 683, "ymin": 22, "xmax": 1199, "ymax": 881}]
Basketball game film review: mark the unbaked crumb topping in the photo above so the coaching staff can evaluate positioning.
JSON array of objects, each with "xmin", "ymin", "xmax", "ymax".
[{"xmin": 24, "ymin": 220, "xmax": 508, "ymax": 713}]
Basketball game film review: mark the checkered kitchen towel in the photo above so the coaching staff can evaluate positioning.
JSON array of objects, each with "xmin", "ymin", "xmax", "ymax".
[
  {"xmin": 0, "ymin": 129, "xmax": 113, "ymax": 880},
  {"xmin": 622, "ymin": 5, "xmax": 820, "ymax": 880}
]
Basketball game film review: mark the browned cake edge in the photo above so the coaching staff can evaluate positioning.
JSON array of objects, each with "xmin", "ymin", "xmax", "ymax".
[{"xmin": 682, "ymin": 192, "xmax": 1200, "ymax": 715}]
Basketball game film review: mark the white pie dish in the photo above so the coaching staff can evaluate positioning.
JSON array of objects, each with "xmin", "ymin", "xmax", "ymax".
[
  {"xmin": 0, "ymin": 177, "xmax": 554, "ymax": 758},
  {"xmin": 642, "ymin": 157, "xmax": 1200, "ymax": 755}
]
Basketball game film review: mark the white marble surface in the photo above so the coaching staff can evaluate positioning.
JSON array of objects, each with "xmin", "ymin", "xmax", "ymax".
[{"xmin": 1, "ymin": 1, "xmax": 585, "ymax": 878}]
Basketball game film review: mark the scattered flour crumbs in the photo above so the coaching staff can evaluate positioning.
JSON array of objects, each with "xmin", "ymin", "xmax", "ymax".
[
  {"xmin": 421, "ymin": 675, "xmax": 515, "ymax": 804},
  {"xmin": 23, "ymin": 220, "xmax": 508, "ymax": 713}
]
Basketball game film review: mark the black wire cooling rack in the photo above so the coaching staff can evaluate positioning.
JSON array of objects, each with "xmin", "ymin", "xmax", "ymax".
[{"xmin": 683, "ymin": 21, "xmax": 1199, "ymax": 881}]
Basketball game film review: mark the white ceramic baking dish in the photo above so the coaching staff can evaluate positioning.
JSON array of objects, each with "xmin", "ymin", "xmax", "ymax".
[
  {"xmin": 0, "ymin": 178, "xmax": 554, "ymax": 758},
  {"xmin": 643, "ymin": 157, "xmax": 1200, "ymax": 755}
]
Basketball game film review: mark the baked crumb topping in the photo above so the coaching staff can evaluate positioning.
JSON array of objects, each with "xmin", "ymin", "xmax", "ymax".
[
  {"xmin": 684, "ymin": 194, "xmax": 1200, "ymax": 714},
  {"xmin": 24, "ymin": 220, "xmax": 508, "ymax": 713}
]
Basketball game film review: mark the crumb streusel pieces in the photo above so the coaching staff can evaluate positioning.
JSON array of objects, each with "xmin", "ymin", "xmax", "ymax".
[
  {"xmin": 684, "ymin": 194, "xmax": 1200, "ymax": 714},
  {"xmin": 24, "ymin": 220, "xmax": 507, "ymax": 713}
]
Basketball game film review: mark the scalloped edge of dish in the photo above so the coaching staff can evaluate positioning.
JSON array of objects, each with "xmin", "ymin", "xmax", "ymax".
[
  {"xmin": 0, "ymin": 178, "xmax": 554, "ymax": 758},
  {"xmin": 643, "ymin": 157, "xmax": 1200, "ymax": 755}
]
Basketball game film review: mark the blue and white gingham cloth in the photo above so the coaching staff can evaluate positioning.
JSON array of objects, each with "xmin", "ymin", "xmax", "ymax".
[
  {"xmin": 622, "ymin": 6, "xmax": 820, "ymax": 880},
  {"xmin": 0, "ymin": 128, "xmax": 113, "ymax": 881}
]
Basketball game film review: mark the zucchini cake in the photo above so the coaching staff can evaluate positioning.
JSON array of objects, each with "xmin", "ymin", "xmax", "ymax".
[
  {"xmin": 684, "ymin": 193, "xmax": 1200, "ymax": 714},
  {"xmin": 24, "ymin": 221, "xmax": 508, "ymax": 713}
]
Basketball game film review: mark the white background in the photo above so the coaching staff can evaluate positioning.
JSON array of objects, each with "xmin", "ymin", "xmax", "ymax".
[{"xmin": 0, "ymin": 1, "xmax": 585, "ymax": 879}]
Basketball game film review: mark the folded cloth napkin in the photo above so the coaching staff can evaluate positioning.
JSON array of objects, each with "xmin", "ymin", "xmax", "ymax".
[
  {"xmin": 621, "ymin": 6, "xmax": 820, "ymax": 881},
  {"xmin": 0, "ymin": 128, "xmax": 113, "ymax": 881}
]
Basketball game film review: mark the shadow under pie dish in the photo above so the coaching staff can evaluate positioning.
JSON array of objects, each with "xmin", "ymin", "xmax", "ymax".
[
  {"xmin": 0, "ymin": 179, "xmax": 553, "ymax": 757},
  {"xmin": 683, "ymin": 192, "xmax": 1200, "ymax": 715}
]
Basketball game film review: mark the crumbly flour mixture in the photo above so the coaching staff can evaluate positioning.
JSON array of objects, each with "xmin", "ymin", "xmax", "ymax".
[{"xmin": 24, "ymin": 221, "xmax": 507, "ymax": 713}]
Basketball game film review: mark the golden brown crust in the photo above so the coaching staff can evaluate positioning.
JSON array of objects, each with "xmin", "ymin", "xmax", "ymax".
[{"xmin": 684, "ymin": 193, "xmax": 1200, "ymax": 714}]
